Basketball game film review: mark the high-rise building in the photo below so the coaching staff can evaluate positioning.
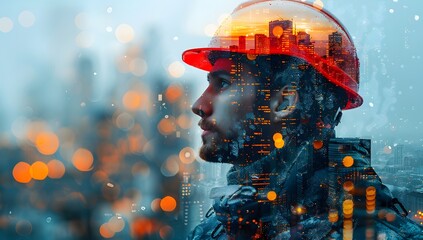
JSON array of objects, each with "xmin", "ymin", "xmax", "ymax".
[
  {"xmin": 239, "ymin": 36, "xmax": 246, "ymax": 51},
  {"xmin": 328, "ymin": 31, "xmax": 343, "ymax": 58},
  {"xmin": 255, "ymin": 34, "xmax": 270, "ymax": 54}
]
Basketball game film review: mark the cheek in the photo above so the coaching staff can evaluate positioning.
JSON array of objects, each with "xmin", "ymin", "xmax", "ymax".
[{"xmin": 212, "ymin": 87, "xmax": 257, "ymax": 128}]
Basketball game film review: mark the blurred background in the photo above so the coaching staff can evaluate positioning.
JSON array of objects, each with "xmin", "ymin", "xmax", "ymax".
[{"xmin": 0, "ymin": 0, "xmax": 422, "ymax": 239}]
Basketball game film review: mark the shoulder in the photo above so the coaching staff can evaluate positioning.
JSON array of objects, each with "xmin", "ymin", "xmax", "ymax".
[{"xmin": 187, "ymin": 215, "xmax": 226, "ymax": 240}]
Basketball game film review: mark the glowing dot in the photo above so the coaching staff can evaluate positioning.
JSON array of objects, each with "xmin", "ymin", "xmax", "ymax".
[
  {"xmin": 108, "ymin": 216, "xmax": 125, "ymax": 233},
  {"xmin": 99, "ymin": 223, "xmax": 114, "ymax": 238},
  {"xmin": 369, "ymin": 102, "xmax": 374, "ymax": 107},
  {"xmin": 173, "ymin": 36, "xmax": 179, "ymax": 40},
  {"xmin": 366, "ymin": 186, "xmax": 376, "ymax": 196},
  {"xmin": 130, "ymin": 58, "xmax": 148, "ymax": 77},
  {"xmin": 272, "ymin": 26, "xmax": 283, "ymax": 37},
  {"xmin": 106, "ymin": 7, "xmax": 113, "ymax": 13},
  {"xmin": 35, "ymin": 132, "xmax": 59, "ymax": 155},
  {"xmin": 115, "ymin": 112, "xmax": 135, "ymax": 130},
  {"xmin": 342, "ymin": 156, "xmax": 354, "ymax": 167},
  {"xmin": 160, "ymin": 196, "xmax": 177, "ymax": 212},
  {"xmin": 158, "ymin": 118, "xmax": 176, "ymax": 135},
  {"xmin": 313, "ymin": 0, "xmax": 324, "ymax": 10},
  {"xmin": 168, "ymin": 61, "xmax": 185, "ymax": 78},
  {"xmin": 386, "ymin": 213, "xmax": 396, "ymax": 222},
  {"xmin": 0, "ymin": 17, "xmax": 13, "ymax": 33},
  {"xmin": 274, "ymin": 139, "xmax": 285, "ymax": 149},
  {"xmin": 415, "ymin": 15, "xmax": 420, "ymax": 21},
  {"xmin": 177, "ymin": 114, "xmax": 192, "ymax": 129},
  {"xmin": 122, "ymin": 91, "xmax": 147, "ymax": 111},
  {"xmin": 151, "ymin": 198, "xmax": 161, "ymax": 212},
  {"xmin": 46, "ymin": 217, "xmax": 52, "ymax": 223},
  {"xmin": 267, "ymin": 191, "xmax": 277, "ymax": 201},
  {"xmin": 13, "ymin": 162, "xmax": 32, "ymax": 183},
  {"xmin": 161, "ymin": 156, "xmax": 179, "ymax": 177},
  {"xmin": 165, "ymin": 84, "xmax": 183, "ymax": 103},
  {"xmin": 204, "ymin": 24, "xmax": 217, "ymax": 37},
  {"xmin": 179, "ymin": 147, "xmax": 196, "ymax": 164},
  {"xmin": 343, "ymin": 181, "xmax": 354, "ymax": 192},
  {"xmin": 389, "ymin": 9, "xmax": 394, "ymax": 13},
  {"xmin": 313, "ymin": 140, "xmax": 324, "ymax": 150},
  {"xmin": 18, "ymin": 11, "xmax": 35, "ymax": 28},
  {"xmin": 30, "ymin": 161, "xmax": 49, "ymax": 180},
  {"xmin": 72, "ymin": 148, "xmax": 94, "ymax": 172},
  {"xmin": 106, "ymin": 26, "xmax": 113, "ymax": 32},
  {"xmin": 272, "ymin": 133, "xmax": 283, "ymax": 141},
  {"xmin": 383, "ymin": 146, "xmax": 392, "ymax": 154},
  {"xmin": 343, "ymin": 200, "xmax": 354, "ymax": 210},
  {"xmin": 115, "ymin": 24, "xmax": 134, "ymax": 43}
]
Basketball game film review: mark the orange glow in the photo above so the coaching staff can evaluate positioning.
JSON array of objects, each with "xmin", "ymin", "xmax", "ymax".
[
  {"xmin": 123, "ymin": 91, "xmax": 147, "ymax": 111},
  {"xmin": 386, "ymin": 213, "xmax": 396, "ymax": 222},
  {"xmin": 366, "ymin": 186, "xmax": 376, "ymax": 196},
  {"xmin": 30, "ymin": 161, "xmax": 49, "ymax": 180},
  {"xmin": 72, "ymin": 148, "xmax": 94, "ymax": 172},
  {"xmin": 131, "ymin": 218, "xmax": 155, "ymax": 237},
  {"xmin": 342, "ymin": 156, "xmax": 354, "ymax": 168},
  {"xmin": 151, "ymin": 198, "xmax": 161, "ymax": 212},
  {"xmin": 165, "ymin": 85, "xmax": 183, "ymax": 103},
  {"xmin": 328, "ymin": 210, "xmax": 338, "ymax": 223},
  {"xmin": 272, "ymin": 26, "xmax": 283, "ymax": 37},
  {"xmin": 160, "ymin": 196, "xmax": 177, "ymax": 212},
  {"xmin": 13, "ymin": 162, "xmax": 31, "ymax": 183},
  {"xmin": 343, "ymin": 181, "xmax": 354, "ymax": 192},
  {"xmin": 274, "ymin": 139, "xmax": 285, "ymax": 149},
  {"xmin": 54, "ymin": 153, "xmax": 72, "ymax": 173},
  {"xmin": 179, "ymin": 147, "xmax": 196, "ymax": 164},
  {"xmin": 99, "ymin": 223, "xmax": 114, "ymax": 238},
  {"xmin": 267, "ymin": 191, "xmax": 277, "ymax": 201},
  {"xmin": 272, "ymin": 133, "xmax": 282, "ymax": 141},
  {"xmin": 313, "ymin": 140, "xmax": 324, "ymax": 150},
  {"xmin": 108, "ymin": 216, "xmax": 125, "ymax": 233},
  {"xmin": 177, "ymin": 114, "xmax": 192, "ymax": 129},
  {"xmin": 157, "ymin": 118, "xmax": 176, "ymax": 135},
  {"xmin": 35, "ymin": 132, "xmax": 59, "ymax": 155}
]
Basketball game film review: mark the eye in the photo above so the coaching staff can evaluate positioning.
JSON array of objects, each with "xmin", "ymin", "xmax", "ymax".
[{"xmin": 218, "ymin": 78, "xmax": 231, "ymax": 89}]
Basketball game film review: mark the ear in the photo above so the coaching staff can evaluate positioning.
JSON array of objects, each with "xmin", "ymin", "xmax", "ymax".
[{"xmin": 270, "ymin": 85, "xmax": 298, "ymax": 122}]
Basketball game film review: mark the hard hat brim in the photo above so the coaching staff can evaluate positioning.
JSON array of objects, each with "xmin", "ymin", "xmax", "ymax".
[{"xmin": 182, "ymin": 47, "xmax": 363, "ymax": 110}]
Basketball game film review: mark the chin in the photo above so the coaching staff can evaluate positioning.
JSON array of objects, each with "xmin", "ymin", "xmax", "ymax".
[{"xmin": 198, "ymin": 141, "xmax": 242, "ymax": 164}]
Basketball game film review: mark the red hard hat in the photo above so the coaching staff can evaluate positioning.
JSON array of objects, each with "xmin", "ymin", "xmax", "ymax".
[{"xmin": 182, "ymin": 0, "xmax": 362, "ymax": 110}]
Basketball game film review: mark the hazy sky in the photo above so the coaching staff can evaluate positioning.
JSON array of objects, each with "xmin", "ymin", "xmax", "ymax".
[{"xmin": 0, "ymin": 0, "xmax": 422, "ymax": 146}]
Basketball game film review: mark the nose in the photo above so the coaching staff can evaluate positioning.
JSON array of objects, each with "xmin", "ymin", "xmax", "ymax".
[{"xmin": 192, "ymin": 88, "xmax": 213, "ymax": 118}]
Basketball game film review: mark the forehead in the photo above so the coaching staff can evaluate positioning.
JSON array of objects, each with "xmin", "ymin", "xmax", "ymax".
[{"xmin": 210, "ymin": 58, "xmax": 234, "ymax": 74}]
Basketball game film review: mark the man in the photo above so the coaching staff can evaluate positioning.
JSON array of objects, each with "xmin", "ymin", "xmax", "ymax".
[{"xmin": 182, "ymin": 0, "xmax": 423, "ymax": 239}]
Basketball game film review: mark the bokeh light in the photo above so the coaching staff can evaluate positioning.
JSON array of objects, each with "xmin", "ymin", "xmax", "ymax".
[
  {"xmin": 342, "ymin": 156, "xmax": 354, "ymax": 168},
  {"xmin": 115, "ymin": 24, "xmax": 134, "ymax": 43},
  {"xmin": 157, "ymin": 117, "xmax": 176, "ymax": 136},
  {"xmin": 99, "ymin": 223, "xmax": 115, "ymax": 238},
  {"xmin": 122, "ymin": 91, "xmax": 147, "ymax": 111},
  {"xmin": 267, "ymin": 191, "xmax": 277, "ymax": 201},
  {"xmin": 179, "ymin": 147, "xmax": 196, "ymax": 164},
  {"xmin": 13, "ymin": 162, "xmax": 32, "ymax": 184},
  {"xmin": 18, "ymin": 11, "xmax": 35, "ymax": 28},
  {"xmin": 30, "ymin": 161, "xmax": 49, "ymax": 180},
  {"xmin": 47, "ymin": 160, "xmax": 66, "ymax": 179},
  {"xmin": 72, "ymin": 148, "xmax": 94, "ymax": 172},
  {"xmin": 0, "ymin": 17, "xmax": 13, "ymax": 33},
  {"xmin": 160, "ymin": 196, "xmax": 177, "ymax": 212},
  {"xmin": 168, "ymin": 61, "xmax": 185, "ymax": 78},
  {"xmin": 165, "ymin": 84, "xmax": 183, "ymax": 103},
  {"xmin": 35, "ymin": 132, "xmax": 59, "ymax": 155}
]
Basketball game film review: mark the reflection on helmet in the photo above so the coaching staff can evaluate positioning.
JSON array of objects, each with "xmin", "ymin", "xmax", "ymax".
[{"xmin": 182, "ymin": 0, "xmax": 363, "ymax": 110}]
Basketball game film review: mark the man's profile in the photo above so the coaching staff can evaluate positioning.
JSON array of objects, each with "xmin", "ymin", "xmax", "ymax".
[{"xmin": 182, "ymin": 0, "xmax": 423, "ymax": 239}]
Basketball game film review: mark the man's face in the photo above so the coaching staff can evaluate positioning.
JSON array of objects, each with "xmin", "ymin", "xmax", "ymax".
[{"xmin": 192, "ymin": 57, "xmax": 268, "ymax": 163}]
